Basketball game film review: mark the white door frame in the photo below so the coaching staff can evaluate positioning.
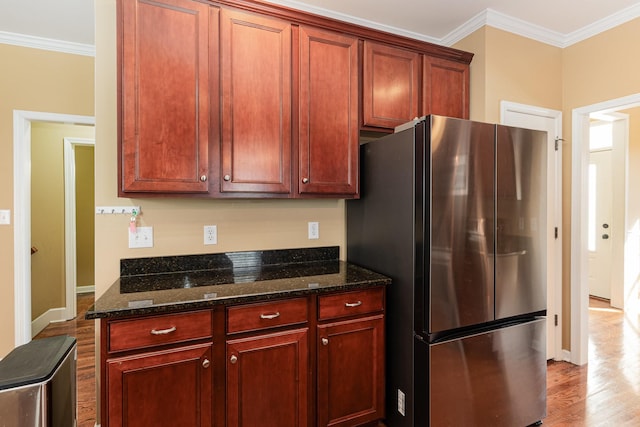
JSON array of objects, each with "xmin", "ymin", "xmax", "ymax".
[
  {"xmin": 571, "ymin": 93, "xmax": 640, "ymax": 365},
  {"xmin": 63, "ymin": 137, "xmax": 96, "ymax": 321},
  {"xmin": 13, "ymin": 110, "xmax": 95, "ymax": 346},
  {"xmin": 500, "ymin": 101, "xmax": 563, "ymax": 361}
]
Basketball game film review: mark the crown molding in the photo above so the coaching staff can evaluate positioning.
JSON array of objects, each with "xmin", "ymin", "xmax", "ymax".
[
  {"xmin": 263, "ymin": 0, "xmax": 442, "ymax": 45},
  {"xmin": 443, "ymin": 5, "xmax": 640, "ymax": 48},
  {"xmin": 443, "ymin": 9, "xmax": 565, "ymax": 47},
  {"xmin": 0, "ymin": 31, "xmax": 95, "ymax": 57},
  {"xmin": 563, "ymin": 2, "xmax": 640, "ymax": 47}
]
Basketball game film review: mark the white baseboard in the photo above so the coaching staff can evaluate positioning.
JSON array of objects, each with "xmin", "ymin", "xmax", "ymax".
[
  {"xmin": 77, "ymin": 285, "xmax": 95, "ymax": 294},
  {"xmin": 562, "ymin": 349, "xmax": 572, "ymax": 362},
  {"xmin": 31, "ymin": 307, "xmax": 67, "ymax": 337}
]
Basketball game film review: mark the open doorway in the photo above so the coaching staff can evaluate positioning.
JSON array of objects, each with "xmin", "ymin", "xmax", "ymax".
[
  {"xmin": 571, "ymin": 94, "xmax": 640, "ymax": 365},
  {"xmin": 30, "ymin": 124, "xmax": 95, "ymax": 336},
  {"xmin": 13, "ymin": 110, "xmax": 95, "ymax": 346},
  {"xmin": 587, "ymin": 115, "xmax": 627, "ymax": 305}
]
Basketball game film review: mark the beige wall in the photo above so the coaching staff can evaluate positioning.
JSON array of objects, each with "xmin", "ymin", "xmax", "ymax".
[
  {"xmin": 94, "ymin": 0, "xmax": 346, "ymax": 302},
  {"xmin": 0, "ymin": 44, "xmax": 94, "ymax": 357},
  {"xmin": 76, "ymin": 145, "xmax": 95, "ymax": 287},
  {"xmin": 454, "ymin": 26, "xmax": 563, "ymax": 123}
]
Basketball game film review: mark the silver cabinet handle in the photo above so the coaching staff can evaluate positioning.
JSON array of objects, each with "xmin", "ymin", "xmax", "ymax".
[
  {"xmin": 202, "ymin": 358, "xmax": 210, "ymax": 368},
  {"xmin": 260, "ymin": 312, "xmax": 280, "ymax": 320},
  {"xmin": 200, "ymin": 175, "xmax": 207, "ymax": 182},
  {"xmin": 150, "ymin": 326, "xmax": 176, "ymax": 335},
  {"xmin": 302, "ymin": 178, "xmax": 309, "ymax": 184},
  {"xmin": 345, "ymin": 301, "xmax": 362, "ymax": 308},
  {"xmin": 230, "ymin": 355, "xmax": 238, "ymax": 364},
  {"xmin": 321, "ymin": 338, "xmax": 329, "ymax": 346},
  {"xmin": 223, "ymin": 174, "xmax": 231, "ymax": 181}
]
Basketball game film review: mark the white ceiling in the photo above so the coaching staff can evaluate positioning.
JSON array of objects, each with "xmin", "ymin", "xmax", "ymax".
[{"xmin": 1, "ymin": 0, "xmax": 640, "ymax": 50}]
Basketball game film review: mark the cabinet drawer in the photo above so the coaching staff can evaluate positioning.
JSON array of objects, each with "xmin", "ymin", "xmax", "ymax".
[
  {"xmin": 227, "ymin": 298, "xmax": 308, "ymax": 334},
  {"xmin": 108, "ymin": 310, "xmax": 212, "ymax": 353},
  {"xmin": 318, "ymin": 287, "xmax": 384, "ymax": 321}
]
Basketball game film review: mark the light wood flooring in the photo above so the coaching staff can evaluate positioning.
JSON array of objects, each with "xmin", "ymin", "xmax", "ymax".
[{"xmin": 34, "ymin": 294, "xmax": 638, "ymax": 427}]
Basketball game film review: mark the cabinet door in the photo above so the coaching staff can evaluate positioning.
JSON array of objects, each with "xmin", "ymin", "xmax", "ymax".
[
  {"xmin": 220, "ymin": 9, "xmax": 292, "ymax": 194},
  {"xmin": 362, "ymin": 41, "xmax": 420, "ymax": 130},
  {"xmin": 298, "ymin": 26, "xmax": 359, "ymax": 197},
  {"xmin": 423, "ymin": 56, "xmax": 470, "ymax": 119},
  {"xmin": 227, "ymin": 328, "xmax": 309, "ymax": 427},
  {"xmin": 317, "ymin": 315, "xmax": 385, "ymax": 427},
  {"xmin": 119, "ymin": 0, "xmax": 214, "ymax": 194},
  {"xmin": 106, "ymin": 343, "xmax": 212, "ymax": 427}
]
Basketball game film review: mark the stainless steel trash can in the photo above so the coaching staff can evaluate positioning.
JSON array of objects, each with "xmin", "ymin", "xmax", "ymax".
[{"xmin": 0, "ymin": 335, "xmax": 77, "ymax": 427}]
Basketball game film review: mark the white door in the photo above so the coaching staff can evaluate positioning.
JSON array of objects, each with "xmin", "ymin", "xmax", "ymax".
[
  {"xmin": 501, "ymin": 102, "xmax": 562, "ymax": 361},
  {"xmin": 588, "ymin": 149, "xmax": 613, "ymax": 300}
]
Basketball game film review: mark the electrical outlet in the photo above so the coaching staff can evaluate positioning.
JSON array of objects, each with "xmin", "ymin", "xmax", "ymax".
[
  {"xmin": 398, "ymin": 389, "xmax": 405, "ymax": 416},
  {"xmin": 128, "ymin": 226, "xmax": 153, "ymax": 248},
  {"xmin": 204, "ymin": 225, "xmax": 217, "ymax": 245},
  {"xmin": 0, "ymin": 210, "xmax": 10, "ymax": 225},
  {"xmin": 308, "ymin": 222, "xmax": 319, "ymax": 239}
]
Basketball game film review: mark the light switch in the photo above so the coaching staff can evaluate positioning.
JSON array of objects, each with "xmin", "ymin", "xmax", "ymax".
[{"xmin": 0, "ymin": 210, "xmax": 10, "ymax": 225}]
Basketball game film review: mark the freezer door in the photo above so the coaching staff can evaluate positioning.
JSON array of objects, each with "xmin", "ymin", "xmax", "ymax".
[
  {"xmin": 429, "ymin": 116, "xmax": 496, "ymax": 333},
  {"xmin": 495, "ymin": 125, "xmax": 547, "ymax": 318},
  {"xmin": 426, "ymin": 318, "xmax": 546, "ymax": 427}
]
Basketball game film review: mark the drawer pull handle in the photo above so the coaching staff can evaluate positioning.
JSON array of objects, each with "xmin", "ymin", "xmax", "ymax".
[
  {"xmin": 260, "ymin": 312, "xmax": 281, "ymax": 320},
  {"xmin": 321, "ymin": 338, "xmax": 329, "ymax": 346},
  {"xmin": 150, "ymin": 326, "xmax": 177, "ymax": 335},
  {"xmin": 202, "ymin": 358, "xmax": 210, "ymax": 369},
  {"xmin": 345, "ymin": 301, "xmax": 362, "ymax": 308},
  {"xmin": 230, "ymin": 355, "xmax": 238, "ymax": 364}
]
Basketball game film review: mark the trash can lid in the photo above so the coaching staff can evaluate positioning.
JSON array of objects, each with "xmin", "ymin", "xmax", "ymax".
[{"xmin": 0, "ymin": 335, "xmax": 77, "ymax": 390}]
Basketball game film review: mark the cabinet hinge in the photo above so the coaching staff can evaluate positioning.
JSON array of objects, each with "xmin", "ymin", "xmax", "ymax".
[
  {"xmin": 554, "ymin": 314, "xmax": 558, "ymax": 326},
  {"xmin": 554, "ymin": 227, "xmax": 558, "ymax": 239}
]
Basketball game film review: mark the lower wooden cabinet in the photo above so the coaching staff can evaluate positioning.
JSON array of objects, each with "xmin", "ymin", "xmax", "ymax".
[
  {"xmin": 106, "ymin": 343, "xmax": 212, "ymax": 427},
  {"xmin": 100, "ymin": 288, "xmax": 385, "ymax": 427},
  {"xmin": 226, "ymin": 328, "xmax": 309, "ymax": 427},
  {"xmin": 318, "ymin": 315, "xmax": 385, "ymax": 427}
]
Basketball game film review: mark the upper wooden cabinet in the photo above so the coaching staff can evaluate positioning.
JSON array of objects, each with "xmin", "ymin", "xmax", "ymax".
[
  {"xmin": 219, "ymin": 9, "xmax": 292, "ymax": 194},
  {"xmin": 117, "ymin": 0, "xmax": 472, "ymax": 197},
  {"xmin": 118, "ymin": 0, "xmax": 215, "ymax": 194},
  {"xmin": 362, "ymin": 41, "xmax": 470, "ymax": 131},
  {"xmin": 423, "ymin": 55, "xmax": 470, "ymax": 119},
  {"xmin": 297, "ymin": 26, "xmax": 359, "ymax": 197},
  {"xmin": 362, "ymin": 41, "xmax": 420, "ymax": 130}
]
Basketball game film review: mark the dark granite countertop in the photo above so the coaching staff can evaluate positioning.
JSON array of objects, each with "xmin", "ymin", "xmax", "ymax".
[{"xmin": 86, "ymin": 246, "xmax": 390, "ymax": 320}]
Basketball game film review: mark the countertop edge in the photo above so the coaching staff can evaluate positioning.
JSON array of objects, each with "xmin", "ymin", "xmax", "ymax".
[{"xmin": 86, "ymin": 276, "xmax": 390, "ymax": 321}]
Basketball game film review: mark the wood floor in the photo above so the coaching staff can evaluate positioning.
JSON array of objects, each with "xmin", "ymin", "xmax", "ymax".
[{"xmin": 34, "ymin": 295, "xmax": 638, "ymax": 427}]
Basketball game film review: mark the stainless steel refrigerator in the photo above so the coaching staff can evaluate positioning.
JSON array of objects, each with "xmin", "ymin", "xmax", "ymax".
[{"xmin": 347, "ymin": 115, "xmax": 547, "ymax": 427}]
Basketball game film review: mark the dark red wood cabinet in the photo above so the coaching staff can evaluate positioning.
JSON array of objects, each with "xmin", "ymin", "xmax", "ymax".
[
  {"xmin": 219, "ymin": 8, "xmax": 292, "ymax": 194},
  {"xmin": 362, "ymin": 41, "xmax": 421, "ymax": 130},
  {"xmin": 106, "ymin": 343, "xmax": 213, "ymax": 426},
  {"xmin": 317, "ymin": 288, "xmax": 386, "ymax": 427},
  {"xmin": 423, "ymin": 55, "xmax": 470, "ymax": 119},
  {"xmin": 318, "ymin": 316, "xmax": 385, "ymax": 427},
  {"xmin": 297, "ymin": 26, "xmax": 359, "ymax": 197},
  {"xmin": 226, "ymin": 329, "xmax": 310, "ymax": 427},
  {"xmin": 117, "ymin": 0, "xmax": 472, "ymax": 198},
  {"xmin": 118, "ymin": 0, "xmax": 215, "ymax": 194},
  {"xmin": 99, "ymin": 288, "xmax": 385, "ymax": 427}
]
